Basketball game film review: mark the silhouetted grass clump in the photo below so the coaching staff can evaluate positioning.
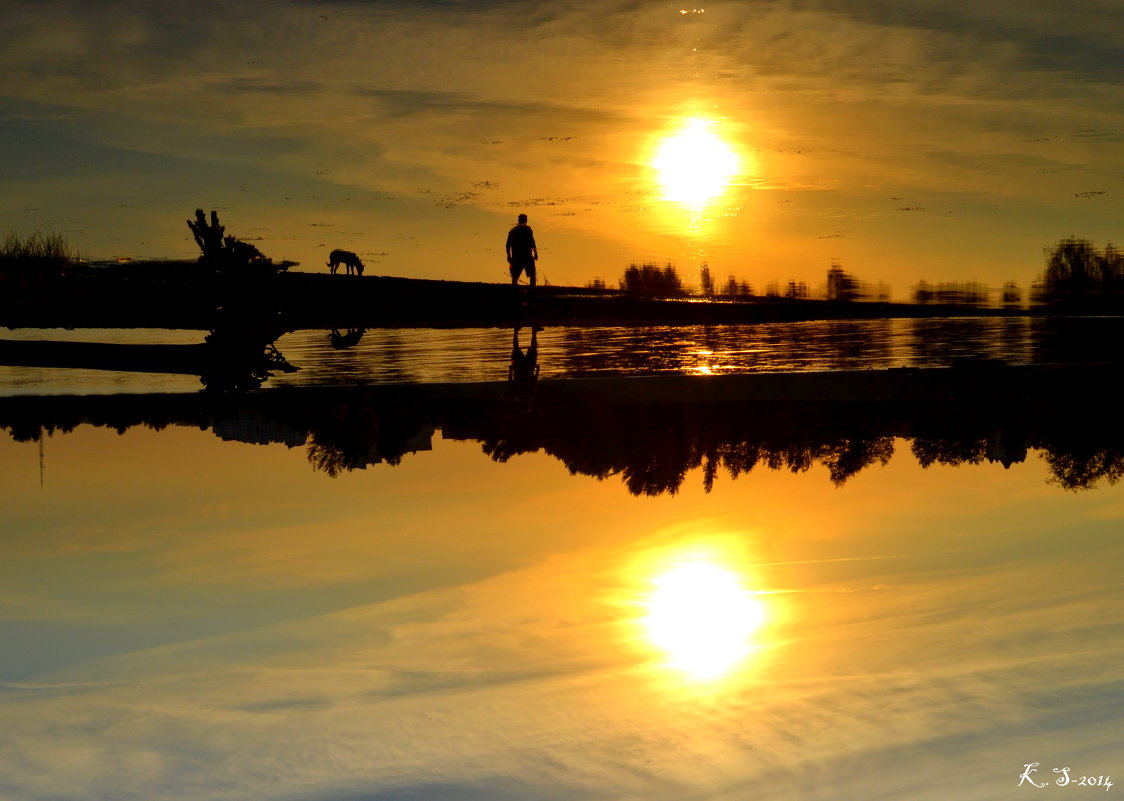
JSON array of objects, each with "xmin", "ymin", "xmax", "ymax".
[{"xmin": 1, "ymin": 232, "xmax": 78, "ymax": 264}]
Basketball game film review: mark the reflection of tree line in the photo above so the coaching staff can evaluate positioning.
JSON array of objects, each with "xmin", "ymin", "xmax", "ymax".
[
  {"xmin": 3, "ymin": 383, "xmax": 1122, "ymax": 494},
  {"xmin": 464, "ymin": 395, "xmax": 1119, "ymax": 494},
  {"xmin": 469, "ymin": 399, "xmax": 900, "ymax": 495},
  {"xmin": 305, "ymin": 393, "xmax": 435, "ymax": 477}
]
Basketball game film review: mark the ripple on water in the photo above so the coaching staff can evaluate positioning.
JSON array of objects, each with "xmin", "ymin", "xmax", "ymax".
[{"xmin": 2, "ymin": 316, "xmax": 1118, "ymax": 395}]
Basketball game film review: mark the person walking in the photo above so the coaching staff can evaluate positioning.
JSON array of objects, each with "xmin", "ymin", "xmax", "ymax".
[{"xmin": 505, "ymin": 213, "xmax": 538, "ymax": 288}]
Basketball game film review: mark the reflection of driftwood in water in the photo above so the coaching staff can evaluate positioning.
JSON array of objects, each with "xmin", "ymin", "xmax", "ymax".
[
  {"xmin": 1, "ymin": 364, "xmax": 1123, "ymax": 493},
  {"xmin": 198, "ymin": 337, "xmax": 297, "ymax": 393}
]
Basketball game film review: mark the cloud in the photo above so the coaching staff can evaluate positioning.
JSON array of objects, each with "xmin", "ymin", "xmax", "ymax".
[
  {"xmin": 238, "ymin": 696, "xmax": 335, "ymax": 713},
  {"xmin": 789, "ymin": 0, "xmax": 1124, "ymax": 81},
  {"xmin": 324, "ymin": 779, "xmax": 570, "ymax": 801},
  {"xmin": 210, "ymin": 79, "xmax": 325, "ymax": 96},
  {"xmin": 355, "ymin": 88, "xmax": 604, "ymax": 122}
]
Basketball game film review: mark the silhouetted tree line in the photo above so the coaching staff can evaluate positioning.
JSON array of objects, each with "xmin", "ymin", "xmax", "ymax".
[
  {"xmin": 590, "ymin": 264, "xmax": 808, "ymax": 301},
  {"xmin": 587, "ymin": 265, "xmax": 752, "ymax": 298},
  {"xmin": 585, "ymin": 260, "xmax": 894, "ymax": 303},
  {"xmin": 5, "ymin": 376, "xmax": 1124, "ymax": 494},
  {"xmin": 825, "ymin": 262, "xmax": 891, "ymax": 302},
  {"xmin": 1032, "ymin": 237, "xmax": 1124, "ymax": 311},
  {"xmin": 722, "ymin": 275, "xmax": 754, "ymax": 298},
  {"xmin": 909, "ymin": 280, "xmax": 1023, "ymax": 308},
  {"xmin": 826, "ymin": 261, "xmax": 859, "ymax": 301},
  {"xmin": 1001, "ymin": 281, "xmax": 1022, "ymax": 308},
  {"xmin": 700, "ymin": 264, "xmax": 715, "ymax": 296},
  {"xmin": 620, "ymin": 263, "xmax": 687, "ymax": 298},
  {"xmin": 596, "ymin": 237, "xmax": 1120, "ymax": 310},
  {"xmin": 912, "ymin": 280, "xmax": 990, "ymax": 307},
  {"xmin": 785, "ymin": 280, "xmax": 809, "ymax": 299}
]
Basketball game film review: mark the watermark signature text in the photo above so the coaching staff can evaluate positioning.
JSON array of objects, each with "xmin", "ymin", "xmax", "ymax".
[{"xmin": 1020, "ymin": 764, "xmax": 1114, "ymax": 791}]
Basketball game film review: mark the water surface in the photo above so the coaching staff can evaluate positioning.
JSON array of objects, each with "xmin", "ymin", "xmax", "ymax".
[
  {"xmin": 3, "ymin": 316, "xmax": 1120, "ymax": 396},
  {"xmin": 2, "ymin": 319, "xmax": 1123, "ymax": 801}
]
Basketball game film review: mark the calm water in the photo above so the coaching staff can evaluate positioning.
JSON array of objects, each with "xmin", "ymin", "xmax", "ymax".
[
  {"xmin": 2, "ymin": 320, "xmax": 1123, "ymax": 801},
  {"xmin": 3, "ymin": 315, "xmax": 1121, "ymax": 395}
]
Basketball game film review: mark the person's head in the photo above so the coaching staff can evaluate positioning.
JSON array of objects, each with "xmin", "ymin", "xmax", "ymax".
[{"xmin": 517, "ymin": 213, "xmax": 528, "ymax": 224}]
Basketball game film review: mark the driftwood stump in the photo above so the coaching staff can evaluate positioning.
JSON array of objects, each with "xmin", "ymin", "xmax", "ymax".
[
  {"xmin": 187, "ymin": 209, "xmax": 293, "ymax": 275},
  {"xmin": 188, "ymin": 209, "xmax": 225, "ymax": 261}
]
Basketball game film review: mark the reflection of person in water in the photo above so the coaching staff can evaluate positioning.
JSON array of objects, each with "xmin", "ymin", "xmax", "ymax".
[
  {"xmin": 505, "ymin": 213, "xmax": 538, "ymax": 288},
  {"xmin": 508, "ymin": 325, "xmax": 541, "ymax": 405}
]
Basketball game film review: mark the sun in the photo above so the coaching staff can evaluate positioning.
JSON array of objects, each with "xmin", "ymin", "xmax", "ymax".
[
  {"xmin": 642, "ymin": 559, "xmax": 765, "ymax": 680},
  {"xmin": 652, "ymin": 118, "xmax": 740, "ymax": 207}
]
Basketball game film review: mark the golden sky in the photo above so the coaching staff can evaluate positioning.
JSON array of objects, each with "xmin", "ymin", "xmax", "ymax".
[{"xmin": 2, "ymin": 0, "xmax": 1123, "ymax": 295}]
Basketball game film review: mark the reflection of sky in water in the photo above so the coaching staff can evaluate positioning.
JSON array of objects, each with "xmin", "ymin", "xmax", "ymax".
[{"xmin": 2, "ymin": 423, "xmax": 1123, "ymax": 800}]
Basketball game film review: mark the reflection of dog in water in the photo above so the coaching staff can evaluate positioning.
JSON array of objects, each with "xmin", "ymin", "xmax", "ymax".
[
  {"xmin": 328, "ymin": 249, "xmax": 364, "ymax": 275},
  {"xmin": 329, "ymin": 328, "xmax": 366, "ymax": 349}
]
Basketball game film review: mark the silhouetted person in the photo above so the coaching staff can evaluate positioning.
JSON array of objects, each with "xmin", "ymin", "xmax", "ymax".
[
  {"xmin": 508, "ymin": 325, "xmax": 541, "ymax": 407},
  {"xmin": 506, "ymin": 213, "xmax": 538, "ymax": 288}
]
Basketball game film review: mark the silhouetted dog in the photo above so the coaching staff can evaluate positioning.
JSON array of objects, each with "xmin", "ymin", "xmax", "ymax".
[{"xmin": 328, "ymin": 249, "xmax": 364, "ymax": 275}]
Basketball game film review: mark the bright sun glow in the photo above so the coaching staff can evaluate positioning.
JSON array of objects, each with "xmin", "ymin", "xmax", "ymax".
[
  {"xmin": 643, "ymin": 559, "xmax": 764, "ymax": 680},
  {"xmin": 652, "ymin": 119, "xmax": 740, "ymax": 207}
]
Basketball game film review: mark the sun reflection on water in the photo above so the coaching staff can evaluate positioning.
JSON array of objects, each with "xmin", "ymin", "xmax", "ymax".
[{"xmin": 634, "ymin": 545, "xmax": 768, "ymax": 683}]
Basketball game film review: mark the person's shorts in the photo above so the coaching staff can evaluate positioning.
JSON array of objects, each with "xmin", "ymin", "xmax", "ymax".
[{"xmin": 509, "ymin": 259, "xmax": 536, "ymax": 282}]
